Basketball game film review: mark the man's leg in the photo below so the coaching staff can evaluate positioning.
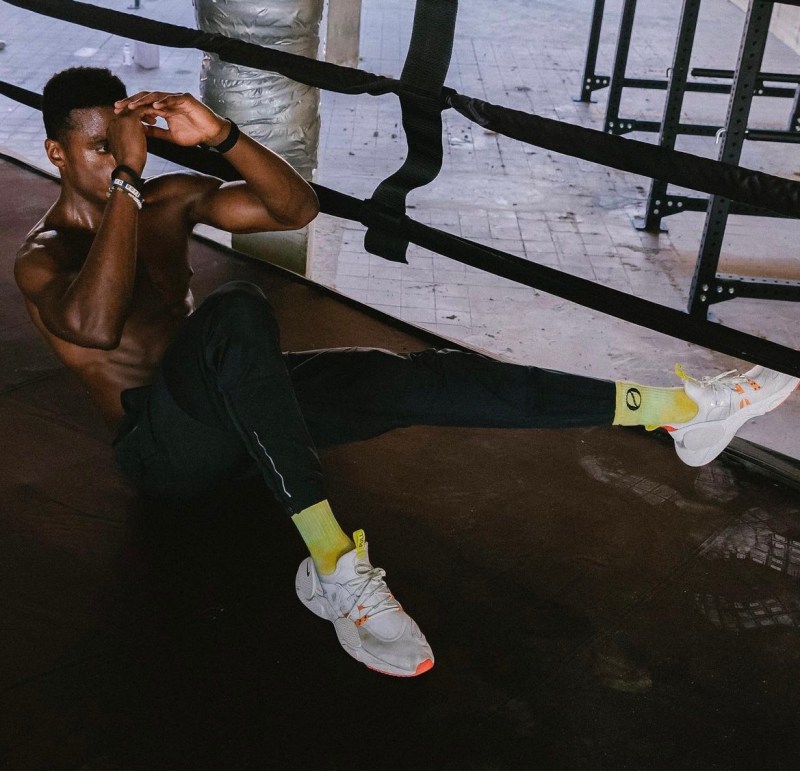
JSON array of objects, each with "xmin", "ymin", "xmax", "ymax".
[
  {"xmin": 285, "ymin": 348, "xmax": 797, "ymax": 467},
  {"xmin": 285, "ymin": 346, "xmax": 616, "ymax": 448},
  {"xmin": 154, "ymin": 281, "xmax": 433, "ymax": 677}
]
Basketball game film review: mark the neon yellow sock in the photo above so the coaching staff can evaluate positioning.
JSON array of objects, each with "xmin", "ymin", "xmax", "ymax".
[
  {"xmin": 613, "ymin": 381, "xmax": 698, "ymax": 430},
  {"xmin": 291, "ymin": 500, "xmax": 354, "ymax": 575}
]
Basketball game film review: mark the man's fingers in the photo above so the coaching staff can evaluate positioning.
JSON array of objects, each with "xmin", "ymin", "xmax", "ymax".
[
  {"xmin": 114, "ymin": 92, "xmax": 196, "ymax": 116},
  {"xmin": 122, "ymin": 91, "xmax": 174, "ymax": 110},
  {"xmin": 143, "ymin": 124, "xmax": 172, "ymax": 142},
  {"xmin": 150, "ymin": 93, "xmax": 190, "ymax": 111},
  {"xmin": 111, "ymin": 105, "xmax": 165, "ymax": 127},
  {"xmin": 116, "ymin": 90, "xmax": 148, "ymax": 104},
  {"xmin": 114, "ymin": 91, "xmax": 149, "ymax": 113},
  {"xmin": 130, "ymin": 92, "xmax": 170, "ymax": 108}
]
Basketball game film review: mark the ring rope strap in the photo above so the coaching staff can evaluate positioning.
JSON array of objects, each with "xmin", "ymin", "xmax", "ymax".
[
  {"xmin": 5, "ymin": 0, "xmax": 800, "ymax": 220},
  {"xmin": 363, "ymin": 0, "xmax": 458, "ymax": 263}
]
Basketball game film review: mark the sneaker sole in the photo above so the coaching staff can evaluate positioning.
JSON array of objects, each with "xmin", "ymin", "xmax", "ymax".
[
  {"xmin": 668, "ymin": 380, "xmax": 798, "ymax": 467},
  {"xmin": 295, "ymin": 558, "xmax": 435, "ymax": 678}
]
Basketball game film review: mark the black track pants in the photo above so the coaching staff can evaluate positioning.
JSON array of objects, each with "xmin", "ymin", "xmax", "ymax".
[{"xmin": 113, "ymin": 282, "xmax": 615, "ymax": 513}]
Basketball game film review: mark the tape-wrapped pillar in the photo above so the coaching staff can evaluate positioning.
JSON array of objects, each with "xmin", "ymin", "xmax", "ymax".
[
  {"xmin": 195, "ymin": 0, "xmax": 322, "ymax": 275},
  {"xmin": 326, "ymin": 0, "xmax": 362, "ymax": 68}
]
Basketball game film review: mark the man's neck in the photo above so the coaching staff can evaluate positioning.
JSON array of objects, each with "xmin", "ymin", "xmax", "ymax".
[{"xmin": 50, "ymin": 183, "xmax": 107, "ymax": 233}]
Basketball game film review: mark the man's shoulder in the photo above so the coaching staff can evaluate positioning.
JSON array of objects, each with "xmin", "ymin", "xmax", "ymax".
[
  {"xmin": 15, "ymin": 204, "xmax": 91, "ymax": 288},
  {"xmin": 16, "ymin": 218, "xmax": 64, "ymax": 266}
]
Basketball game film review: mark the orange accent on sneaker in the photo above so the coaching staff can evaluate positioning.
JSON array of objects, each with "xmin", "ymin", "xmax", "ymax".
[
  {"xmin": 662, "ymin": 425, "xmax": 676, "ymax": 432},
  {"xmin": 365, "ymin": 658, "xmax": 435, "ymax": 678},
  {"xmin": 415, "ymin": 659, "xmax": 434, "ymax": 675},
  {"xmin": 748, "ymin": 379, "xmax": 762, "ymax": 391},
  {"xmin": 734, "ymin": 384, "xmax": 744, "ymax": 394},
  {"xmin": 355, "ymin": 615, "xmax": 369, "ymax": 627}
]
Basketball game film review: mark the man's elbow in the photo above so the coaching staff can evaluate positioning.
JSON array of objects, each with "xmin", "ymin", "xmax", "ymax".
[
  {"xmin": 57, "ymin": 311, "xmax": 122, "ymax": 351},
  {"xmin": 66, "ymin": 325, "xmax": 121, "ymax": 351},
  {"xmin": 88, "ymin": 332, "xmax": 123, "ymax": 351},
  {"xmin": 293, "ymin": 189, "xmax": 319, "ymax": 228}
]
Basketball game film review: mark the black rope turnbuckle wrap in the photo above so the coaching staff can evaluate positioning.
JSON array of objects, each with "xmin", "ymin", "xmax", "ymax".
[
  {"xmin": 1, "ymin": 0, "xmax": 799, "ymax": 377},
  {"xmin": 362, "ymin": 0, "xmax": 457, "ymax": 263}
]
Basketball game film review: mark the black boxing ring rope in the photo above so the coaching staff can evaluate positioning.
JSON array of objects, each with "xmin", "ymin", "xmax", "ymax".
[{"xmin": 1, "ymin": 0, "xmax": 799, "ymax": 378}]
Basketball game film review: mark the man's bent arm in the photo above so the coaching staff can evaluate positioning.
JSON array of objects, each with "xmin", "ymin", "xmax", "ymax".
[
  {"xmin": 198, "ymin": 126, "xmax": 320, "ymax": 233},
  {"xmin": 15, "ymin": 111, "xmax": 147, "ymax": 350},
  {"xmin": 16, "ymin": 188, "xmax": 140, "ymax": 350},
  {"xmin": 116, "ymin": 91, "xmax": 319, "ymax": 234}
]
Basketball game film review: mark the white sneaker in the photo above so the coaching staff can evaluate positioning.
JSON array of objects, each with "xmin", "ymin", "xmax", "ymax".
[
  {"xmin": 666, "ymin": 365, "xmax": 799, "ymax": 467},
  {"xmin": 295, "ymin": 530, "xmax": 434, "ymax": 677}
]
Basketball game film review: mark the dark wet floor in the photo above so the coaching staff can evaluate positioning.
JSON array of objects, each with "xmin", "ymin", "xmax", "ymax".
[{"xmin": 2, "ymin": 156, "xmax": 800, "ymax": 769}]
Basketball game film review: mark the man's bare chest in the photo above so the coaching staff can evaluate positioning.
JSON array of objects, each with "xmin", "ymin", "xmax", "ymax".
[{"xmin": 134, "ymin": 229, "xmax": 193, "ymax": 307}]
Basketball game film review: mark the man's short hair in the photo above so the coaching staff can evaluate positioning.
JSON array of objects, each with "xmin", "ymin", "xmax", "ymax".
[{"xmin": 42, "ymin": 67, "xmax": 128, "ymax": 140}]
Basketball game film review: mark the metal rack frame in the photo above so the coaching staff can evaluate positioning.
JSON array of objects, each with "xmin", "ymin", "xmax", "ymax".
[
  {"xmin": 688, "ymin": 0, "xmax": 800, "ymax": 316},
  {"xmin": 575, "ymin": 0, "xmax": 798, "ymax": 136},
  {"xmin": 576, "ymin": 0, "xmax": 800, "ymax": 317}
]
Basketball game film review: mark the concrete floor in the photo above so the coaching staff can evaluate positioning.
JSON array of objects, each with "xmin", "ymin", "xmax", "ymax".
[{"xmin": 0, "ymin": 0, "xmax": 798, "ymax": 456}]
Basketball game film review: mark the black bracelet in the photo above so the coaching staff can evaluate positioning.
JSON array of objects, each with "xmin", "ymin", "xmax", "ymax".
[
  {"xmin": 112, "ymin": 164, "xmax": 143, "ymax": 195},
  {"xmin": 210, "ymin": 119, "xmax": 241, "ymax": 154}
]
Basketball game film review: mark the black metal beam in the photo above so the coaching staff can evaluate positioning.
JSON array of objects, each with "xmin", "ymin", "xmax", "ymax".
[
  {"xmin": 690, "ymin": 0, "xmax": 774, "ymax": 317},
  {"xmin": 702, "ymin": 274, "xmax": 800, "ymax": 305},
  {"xmin": 621, "ymin": 76, "xmax": 793, "ymax": 97},
  {"xmin": 638, "ymin": 0, "xmax": 702, "ymax": 233},
  {"xmin": 574, "ymin": 0, "xmax": 608, "ymax": 102},
  {"xmin": 692, "ymin": 67, "xmax": 800, "ymax": 84},
  {"xmin": 604, "ymin": 0, "xmax": 637, "ymax": 132}
]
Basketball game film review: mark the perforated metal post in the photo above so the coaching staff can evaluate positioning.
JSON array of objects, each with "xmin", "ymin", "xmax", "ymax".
[
  {"xmin": 788, "ymin": 82, "xmax": 800, "ymax": 135},
  {"xmin": 604, "ymin": 0, "xmax": 637, "ymax": 133},
  {"xmin": 637, "ymin": 0, "xmax": 702, "ymax": 233},
  {"xmin": 574, "ymin": 0, "xmax": 609, "ymax": 102},
  {"xmin": 689, "ymin": 0, "xmax": 773, "ymax": 317}
]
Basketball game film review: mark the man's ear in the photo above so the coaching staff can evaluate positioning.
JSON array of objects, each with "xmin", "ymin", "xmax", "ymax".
[{"xmin": 45, "ymin": 138, "xmax": 66, "ymax": 170}]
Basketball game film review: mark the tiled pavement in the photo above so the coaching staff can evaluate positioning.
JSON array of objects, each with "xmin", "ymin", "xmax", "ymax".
[{"xmin": 1, "ymin": 0, "xmax": 799, "ymax": 457}]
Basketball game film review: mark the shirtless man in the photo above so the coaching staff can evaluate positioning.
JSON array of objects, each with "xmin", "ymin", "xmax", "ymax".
[{"xmin": 15, "ymin": 67, "xmax": 799, "ymax": 678}]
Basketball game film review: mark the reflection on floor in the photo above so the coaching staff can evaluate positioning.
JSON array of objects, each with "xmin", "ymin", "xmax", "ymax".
[{"xmin": 3, "ymin": 157, "xmax": 800, "ymax": 768}]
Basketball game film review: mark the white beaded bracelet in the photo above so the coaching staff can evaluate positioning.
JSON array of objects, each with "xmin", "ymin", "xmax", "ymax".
[{"xmin": 107, "ymin": 177, "xmax": 143, "ymax": 209}]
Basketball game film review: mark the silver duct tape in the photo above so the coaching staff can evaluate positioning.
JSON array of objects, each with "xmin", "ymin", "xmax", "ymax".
[
  {"xmin": 195, "ymin": 0, "xmax": 322, "ymax": 180},
  {"xmin": 195, "ymin": 0, "xmax": 323, "ymax": 45}
]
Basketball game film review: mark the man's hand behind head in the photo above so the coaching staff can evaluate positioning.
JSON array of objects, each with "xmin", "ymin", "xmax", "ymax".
[{"xmin": 115, "ymin": 91, "xmax": 228, "ymax": 149}]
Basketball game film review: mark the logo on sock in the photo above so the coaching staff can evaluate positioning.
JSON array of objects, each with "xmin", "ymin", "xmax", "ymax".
[{"xmin": 625, "ymin": 387, "xmax": 642, "ymax": 411}]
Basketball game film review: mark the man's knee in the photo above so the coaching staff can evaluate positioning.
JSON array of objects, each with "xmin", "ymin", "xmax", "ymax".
[
  {"xmin": 208, "ymin": 281, "xmax": 269, "ymax": 309},
  {"xmin": 204, "ymin": 281, "xmax": 277, "ymax": 331}
]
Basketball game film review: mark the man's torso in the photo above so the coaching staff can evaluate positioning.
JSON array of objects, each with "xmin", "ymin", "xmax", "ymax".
[{"xmin": 20, "ymin": 175, "xmax": 202, "ymax": 429}]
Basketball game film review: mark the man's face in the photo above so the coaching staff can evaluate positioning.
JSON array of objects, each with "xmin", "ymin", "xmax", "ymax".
[{"xmin": 46, "ymin": 106, "xmax": 118, "ymax": 203}]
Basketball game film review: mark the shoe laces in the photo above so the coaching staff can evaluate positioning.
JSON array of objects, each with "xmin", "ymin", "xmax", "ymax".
[
  {"xmin": 675, "ymin": 363, "xmax": 747, "ymax": 389},
  {"xmin": 344, "ymin": 561, "xmax": 401, "ymax": 620}
]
